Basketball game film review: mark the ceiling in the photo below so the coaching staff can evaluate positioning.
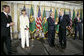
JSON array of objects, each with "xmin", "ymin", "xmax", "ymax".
[{"xmin": 64, "ymin": 1, "xmax": 83, "ymax": 5}]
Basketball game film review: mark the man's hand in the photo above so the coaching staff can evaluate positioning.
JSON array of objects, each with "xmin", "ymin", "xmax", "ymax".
[
  {"xmin": 78, "ymin": 20, "xmax": 81, "ymax": 22},
  {"xmin": 66, "ymin": 26, "xmax": 68, "ymax": 29},
  {"xmin": 9, "ymin": 22, "xmax": 14, "ymax": 26}
]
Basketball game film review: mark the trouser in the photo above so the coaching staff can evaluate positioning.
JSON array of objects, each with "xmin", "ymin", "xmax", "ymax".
[
  {"xmin": 20, "ymin": 29, "xmax": 29, "ymax": 48},
  {"xmin": 48, "ymin": 30, "xmax": 55, "ymax": 46},
  {"xmin": 1, "ymin": 35, "xmax": 11, "ymax": 55},
  {"xmin": 59, "ymin": 27, "xmax": 66, "ymax": 47},
  {"xmin": 75, "ymin": 25, "xmax": 82, "ymax": 40}
]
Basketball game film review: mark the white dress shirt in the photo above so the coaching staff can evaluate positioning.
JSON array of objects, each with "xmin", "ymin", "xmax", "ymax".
[{"xmin": 77, "ymin": 17, "xmax": 81, "ymax": 22}]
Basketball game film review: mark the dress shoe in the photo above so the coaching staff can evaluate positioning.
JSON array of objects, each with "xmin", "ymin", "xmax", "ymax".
[{"xmin": 61, "ymin": 45, "xmax": 66, "ymax": 49}]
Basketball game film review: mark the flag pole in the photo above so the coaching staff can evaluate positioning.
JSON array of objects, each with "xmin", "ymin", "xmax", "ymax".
[
  {"xmin": 31, "ymin": 1, "xmax": 32, "ymax": 7},
  {"xmin": 24, "ymin": 1, "xmax": 25, "ymax": 8},
  {"xmin": 31, "ymin": 1, "xmax": 34, "ymax": 40},
  {"xmin": 37, "ymin": 1, "xmax": 41, "ymax": 40}
]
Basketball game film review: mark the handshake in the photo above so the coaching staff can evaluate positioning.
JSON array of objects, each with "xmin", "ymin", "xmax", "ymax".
[
  {"xmin": 55, "ymin": 22, "xmax": 58, "ymax": 25},
  {"xmin": 55, "ymin": 18, "xmax": 59, "ymax": 25}
]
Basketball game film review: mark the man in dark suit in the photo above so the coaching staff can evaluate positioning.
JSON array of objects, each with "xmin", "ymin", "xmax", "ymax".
[
  {"xmin": 47, "ymin": 12, "xmax": 57, "ymax": 47},
  {"xmin": 1, "ymin": 5, "xmax": 14, "ymax": 55},
  {"xmin": 58, "ymin": 11, "xmax": 70, "ymax": 49},
  {"xmin": 74, "ymin": 13, "xmax": 83, "ymax": 40}
]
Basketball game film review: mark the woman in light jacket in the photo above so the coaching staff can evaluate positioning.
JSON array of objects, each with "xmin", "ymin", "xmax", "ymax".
[{"xmin": 19, "ymin": 9, "xmax": 30, "ymax": 49}]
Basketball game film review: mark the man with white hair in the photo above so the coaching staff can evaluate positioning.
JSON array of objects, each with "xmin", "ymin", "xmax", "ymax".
[
  {"xmin": 58, "ymin": 10, "xmax": 70, "ymax": 49},
  {"xmin": 47, "ymin": 12, "xmax": 57, "ymax": 47}
]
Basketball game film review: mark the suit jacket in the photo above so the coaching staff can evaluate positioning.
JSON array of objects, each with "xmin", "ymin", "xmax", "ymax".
[
  {"xmin": 47, "ymin": 17, "xmax": 55, "ymax": 31},
  {"xmin": 74, "ymin": 17, "xmax": 83, "ymax": 30},
  {"xmin": 74, "ymin": 17, "xmax": 83, "ymax": 26},
  {"xmin": 1, "ymin": 12, "xmax": 12, "ymax": 37},
  {"xmin": 19, "ymin": 15, "xmax": 29, "ymax": 30},
  {"xmin": 58, "ymin": 14, "xmax": 70, "ymax": 30}
]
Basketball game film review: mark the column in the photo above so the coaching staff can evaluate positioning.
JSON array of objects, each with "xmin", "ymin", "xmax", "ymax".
[
  {"xmin": 14, "ymin": 3, "xmax": 18, "ymax": 33},
  {"xmin": 34, "ymin": 2, "xmax": 37, "ymax": 21}
]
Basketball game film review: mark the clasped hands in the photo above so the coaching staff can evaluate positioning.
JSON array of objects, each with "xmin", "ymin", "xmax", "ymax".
[{"xmin": 9, "ymin": 22, "xmax": 14, "ymax": 26}]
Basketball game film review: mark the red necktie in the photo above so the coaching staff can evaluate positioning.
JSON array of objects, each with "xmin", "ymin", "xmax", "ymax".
[
  {"xmin": 6, "ymin": 14, "xmax": 8, "ymax": 18},
  {"xmin": 79, "ymin": 18, "xmax": 80, "ymax": 21},
  {"xmin": 78, "ymin": 17, "xmax": 80, "ymax": 21},
  {"xmin": 52, "ymin": 18, "xmax": 54, "ymax": 21}
]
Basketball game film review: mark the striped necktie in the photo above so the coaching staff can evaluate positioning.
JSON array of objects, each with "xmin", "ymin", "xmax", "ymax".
[{"xmin": 6, "ymin": 14, "xmax": 8, "ymax": 18}]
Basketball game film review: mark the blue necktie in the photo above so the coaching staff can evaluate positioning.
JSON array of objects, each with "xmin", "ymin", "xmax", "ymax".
[{"xmin": 60, "ymin": 16, "xmax": 63, "ymax": 21}]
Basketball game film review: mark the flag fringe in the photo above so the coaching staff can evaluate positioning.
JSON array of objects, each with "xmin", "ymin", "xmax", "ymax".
[{"xmin": 29, "ymin": 29, "xmax": 36, "ymax": 34}]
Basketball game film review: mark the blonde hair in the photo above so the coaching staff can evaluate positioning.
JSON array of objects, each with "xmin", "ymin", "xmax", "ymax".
[{"xmin": 50, "ymin": 12, "xmax": 54, "ymax": 16}]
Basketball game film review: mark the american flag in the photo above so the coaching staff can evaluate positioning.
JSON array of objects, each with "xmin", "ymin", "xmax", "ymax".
[
  {"xmin": 69, "ymin": 10, "xmax": 72, "ymax": 27},
  {"xmin": 36, "ymin": 6, "xmax": 42, "ymax": 32}
]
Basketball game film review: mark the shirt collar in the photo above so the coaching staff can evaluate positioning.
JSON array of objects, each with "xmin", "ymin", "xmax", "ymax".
[
  {"xmin": 77, "ymin": 17, "xmax": 79, "ymax": 18},
  {"xmin": 50, "ymin": 16, "xmax": 52, "ymax": 18},
  {"xmin": 3, "ymin": 11, "xmax": 8, "ymax": 16},
  {"xmin": 50, "ymin": 16, "xmax": 54, "ymax": 19}
]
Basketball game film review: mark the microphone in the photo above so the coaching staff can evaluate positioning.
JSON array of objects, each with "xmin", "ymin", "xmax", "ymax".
[{"xmin": 26, "ymin": 25, "xmax": 29, "ymax": 30}]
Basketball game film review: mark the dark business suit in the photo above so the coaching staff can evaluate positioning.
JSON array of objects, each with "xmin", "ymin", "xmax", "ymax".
[
  {"xmin": 74, "ymin": 17, "xmax": 83, "ymax": 40},
  {"xmin": 47, "ymin": 17, "xmax": 55, "ymax": 47},
  {"xmin": 58, "ymin": 14, "xmax": 70, "ymax": 48},
  {"xmin": 1, "ymin": 12, "xmax": 12, "ymax": 55}
]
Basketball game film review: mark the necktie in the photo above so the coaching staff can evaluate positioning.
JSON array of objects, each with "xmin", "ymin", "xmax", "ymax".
[
  {"xmin": 52, "ymin": 18, "xmax": 54, "ymax": 21},
  {"xmin": 77, "ymin": 17, "xmax": 80, "ymax": 21},
  {"xmin": 60, "ymin": 16, "xmax": 63, "ymax": 21},
  {"xmin": 6, "ymin": 14, "xmax": 8, "ymax": 18},
  {"xmin": 61, "ymin": 16, "xmax": 63, "ymax": 20}
]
